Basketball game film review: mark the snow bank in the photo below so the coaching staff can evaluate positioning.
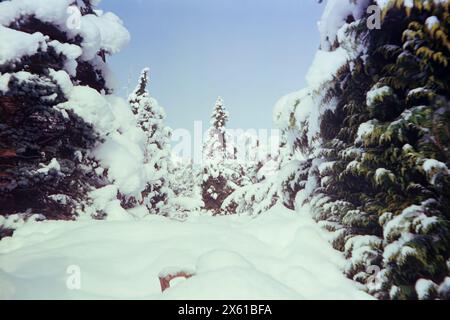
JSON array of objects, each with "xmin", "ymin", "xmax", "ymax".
[
  {"xmin": 0, "ymin": 204, "xmax": 372, "ymax": 300},
  {"xmin": 162, "ymin": 267, "xmax": 299, "ymax": 300},
  {"xmin": 195, "ymin": 250, "xmax": 254, "ymax": 273}
]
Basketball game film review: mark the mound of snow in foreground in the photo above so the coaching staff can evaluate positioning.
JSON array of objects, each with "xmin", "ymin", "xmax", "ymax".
[{"xmin": 0, "ymin": 204, "xmax": 373, "ymax": 300}]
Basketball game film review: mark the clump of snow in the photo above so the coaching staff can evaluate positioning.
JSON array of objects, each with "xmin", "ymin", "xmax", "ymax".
[
  {"xmin": 48, "ymin": 69, "xmax": 73, "ymax": 96},
  {"xmin": 422, "ymin": 159, "xmax": 449, "ymax": 185},
  {"xmin": 374, "ymin": 168, "xmax": 395, "ymax": 185},
  {"xmin": 48, "ymin": 41, "xmax": 82, "ymax": 76},
  {"xmin": 0, "ymin": 26, "xmax": 47, "ymax": 64},
  {"xmin": 57, "ymin": 86, "xmax": 116, "ymax": 133},
  {"xmin": 374, "ymin": 0, "xmax": 390, "ymax": 8},
  {"xmin": 0, "ymin": 0, "xmax": 129, "ymax": 95},
  {"xmin": 273, "ymin": 89, "xmax": 310, "ymax": 129},
  {"xmin": 344, "ymin": 235, "xmax": 382, "ymax": 257},
  {"xmin": 318, "ymin": 0, "xmax": 371, "ymax": 51},
  {"xmin": 36, "ymin": 158, "xmax": 61, "ymax": 174},
  {"xmin": 366, "ymin": 85, "xmax": 392, "ymax": 107},
  {"xmin": 0, "ymin": 73, "xmax": 11, "ymax": 93},
  {"xmin": 56, "ymin": 85, "xmax": 151, "ymax": 202},
  {"xmin": 318, "ymin": 161, "xmax": 336, "ymax": 176},
  {"xmin": 383, "ymin": 201, "xmax": 440, "ymax": 242},
  {"xmin": 77, "ymin": 11, "xmax": 130, "ymax": 61},
  {"xmin": 273, "ymin": 89, "xmax": 322, "ymax": 147},
  {"xmin": 383, "ymin": 233, "xmax": 413, "ymax": 263},
  {"xmin": 407, "ymin": 87, "xmax": 431, "ymax": 97},
  {"xmin": 344, "ymin": 235, "xmax": 382, "ymax": 281},
  {"xmin": 306, "ymin": 48, "xmax": 349, "ymax": 88},
  {"xmin": 0, "ymin": 0, "xmax": 71, "ymax": 26},
  {"xmin": 415, "ymin": 278, "xmax": 438, "ymax": 300},
  {"xmin": 89, "ymin": 185, "xmax": 118, "ymax": 211},
  {"xmin": 0, "ymin": 204, "xmax": 372, "ymax": 299},
  {"xmin": 355, "ymin": 119, "xmax": 378, "ymax": 143},
  {"xmin": 88, "ymin": 185, "xmax": 134, "ymax": 221},
  {"xmin": 425, "ymin": 16, "xmax": 440, "ymax": 29},
  {"xmin": 94, "ymin": 127, "xmax": 147, "ymax": 198}
]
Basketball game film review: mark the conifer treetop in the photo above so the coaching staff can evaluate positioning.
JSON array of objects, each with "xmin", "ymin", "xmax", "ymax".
[
  {"xmin": 210, "ymin": 96, "xmax": 229, "ymax": 130},
  {"xmin": 128, "ymin": 67, "xmax": 150, "ymax": 114},
  {"xmin": 134, "ymin": 67, "xmax": 150, "ymax": 97}
]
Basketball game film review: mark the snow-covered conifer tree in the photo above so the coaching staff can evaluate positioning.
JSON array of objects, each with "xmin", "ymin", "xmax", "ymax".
[
  {"xmin": 222, "ymin": 140, "xmax": 290, "ymax": 215},
  {"xmin": 0, "ymin": 0, "xmax": 129, "ymax": 223},
  {"xmin": 128, "ymin": 68, "xmax": 150, "ymax": 116},
  {"xmin": 201, "ymin": 97, "xmax": 242, "ymax": 213},
  {"xmin": 171, "ymin": 158, "xmax": 201, "ymax": 198},
  {"xmin": 169, "ymin": 157, "xmax": 204, "ymax": 214},
  {"xmin": 202, "ymin": 97, "xmax": 233, "ymax": 161},
  {"xmin": 128, "ymin": 68, "xmax": 173, "ymax": 214},
  {"xmin": 274, "ymin": 0, "xmax": 450, "ymax": 300}
]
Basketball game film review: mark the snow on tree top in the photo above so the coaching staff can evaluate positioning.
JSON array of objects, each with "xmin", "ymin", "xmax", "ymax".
[
  {"xmin": 366, "ymin": 85, "xmax": 393, "ymax": 107},
  {"xmin": 422, "ymin": 159, "xmax": 450, "ymax": 185},
  {"xmin": 0, "ymin": 0, "xmax": 130, "ymax": 61},
  {"xmin": 318, "ymin": 0, "xmax": 371, "ymax": 51},
  {"xmin": 129, "ymin": 67, "xmax": 150, "ymax": 104},
  {"xmin": 415, "ymin": 278, "xmax": 438, "ymax": 300},
  {"xmin": 210, "ymin": 96, "xmax": 229, "ymax": 129},
  {"xmin": 426, "ymin": 16, "xmax": 440, "ymax": 29}
]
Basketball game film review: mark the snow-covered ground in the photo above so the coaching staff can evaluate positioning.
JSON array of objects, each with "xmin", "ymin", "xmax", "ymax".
[{"xmin": 0, "ymin": 204, "xmax": 372, "ymax": 300}]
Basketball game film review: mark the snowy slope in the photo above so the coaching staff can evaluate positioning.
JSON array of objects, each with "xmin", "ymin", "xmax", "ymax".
[{"xmin": 0, "ymin": 205, "xmax": 372, "ymax": 300}]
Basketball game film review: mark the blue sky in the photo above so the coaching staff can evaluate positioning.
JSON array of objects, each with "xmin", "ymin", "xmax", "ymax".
[{"xmin": 101, "ymin": 0, "xmax": 325, "ymax": 130}]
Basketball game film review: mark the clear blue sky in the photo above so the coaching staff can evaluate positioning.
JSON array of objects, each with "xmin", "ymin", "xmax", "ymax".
[{"xmin": 101, "ymin": 0, "xmax": 325, "ymax": 130}]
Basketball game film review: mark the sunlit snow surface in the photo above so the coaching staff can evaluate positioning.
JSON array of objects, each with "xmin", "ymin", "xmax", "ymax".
[{"xmin": 0, "ymin": 204, "xmax": 372, "ymax": 300}]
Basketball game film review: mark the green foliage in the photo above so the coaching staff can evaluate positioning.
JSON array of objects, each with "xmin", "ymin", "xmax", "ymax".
[{"xmin": 286, "ymin": 0, "xmax": 450, "ymax": 299}]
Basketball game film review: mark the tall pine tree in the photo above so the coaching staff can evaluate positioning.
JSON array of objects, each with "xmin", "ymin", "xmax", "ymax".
[
  {"xmin": 201, "ymin": 97, "xmax": 241, "ymax": 213},
  {"xmin": 128, "ymin": 68, "xmax": 173, "ymax": 214}
]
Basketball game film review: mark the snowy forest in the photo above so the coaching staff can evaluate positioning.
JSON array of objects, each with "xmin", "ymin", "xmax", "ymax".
[{"xmin": 0, "ymin": 0, "xmax": 449, "ymax": 300}]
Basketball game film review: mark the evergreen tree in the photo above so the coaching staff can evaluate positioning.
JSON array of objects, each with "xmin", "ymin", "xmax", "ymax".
[
  {"xmin": 168, "ymin": 157, "xmax": 204, "ymax": 215},
  {"xmin": 0, "ymin": 0, "xmax": 120, "ymax": 222},
  {"xmin": 276, "ymin": 0, "xmax": 450, "ymax": 300},
  {"xmin": 222, "ymin": 141, "xmax": 289, "ymax": 215},
  {"xmin": 171, "ymin": 158, "xmax": 201, "ymax": 198},
  {"xmin": 128, "ymin": 68, "xmax": 150, "ymax": 116},
  {"xmin": 128, "ymin": 68, "xmax": 173, "ymax": 214},
  {"xmin": 201, "ymin": 97, "xmax": 240, "ymax": 213},
  {"xmin": 202, "ymin": 97, "xmax": 233, "ymax": 161}
]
